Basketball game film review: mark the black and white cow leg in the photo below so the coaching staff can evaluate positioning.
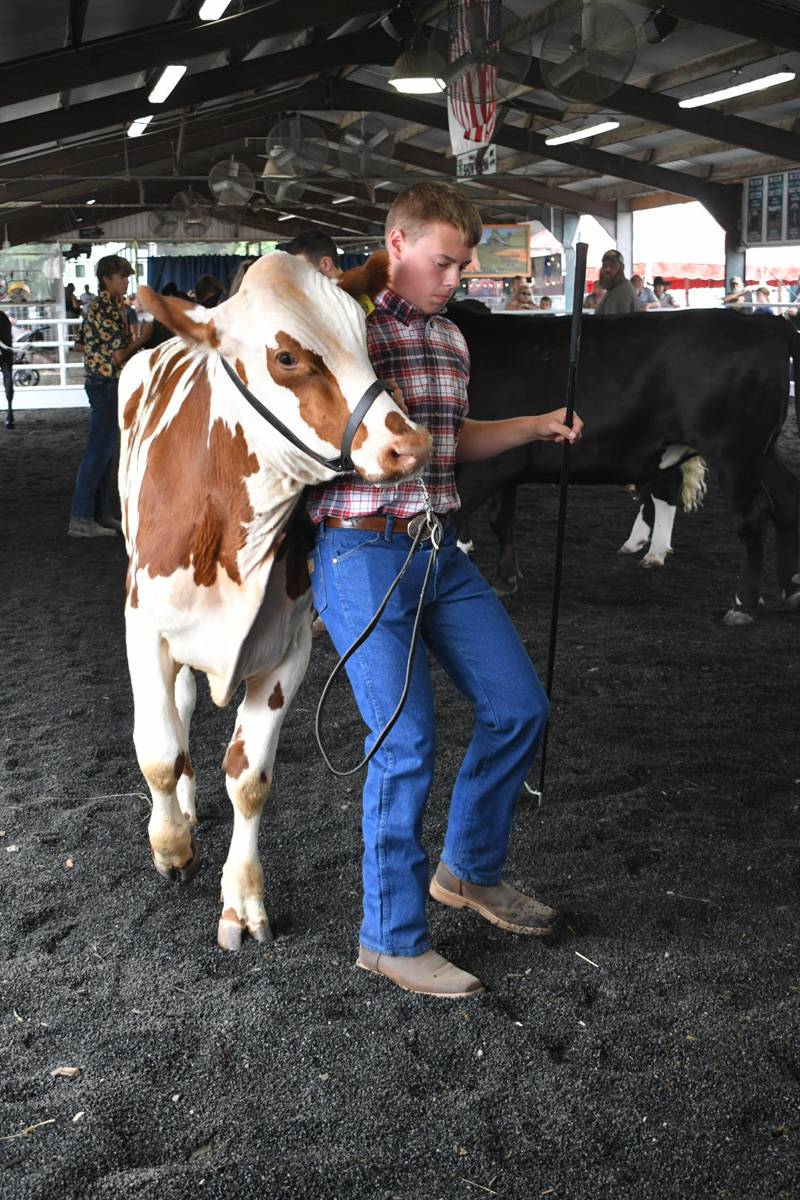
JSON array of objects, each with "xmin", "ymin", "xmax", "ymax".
[
  {"xmin": 456, "ymin": 517, "xmax": 474, "ymax": 555},
  {"xmin": 618, "ymin": 501, "xmax": 652, "ymax": 555},
  {"xmin": 490, "ymin": 483, "xmax": 520, "ymax": 596},
  {"xmin": 723, "ymin": 498, "xmax": 769, "ymax": 627},
  {"xmin": 640, "ymin": 497, "xmax": 676, "ymax": 568},
  {"xmin": 1, "ymin": 357, "xmax": 14, "ymax": 430},
  {"xmin": 759, "ymin": 452, "xmax": 800, "ymax": 611}
]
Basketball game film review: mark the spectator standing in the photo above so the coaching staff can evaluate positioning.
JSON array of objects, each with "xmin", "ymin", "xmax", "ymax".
[
  {"xmin": 595, "ymin": 250, "xmax": 638, "ymax": 315},
  {"xmin": 753, "ymin": 286, "xmax": 775, "ymax": 315},
  {"xmin": 228, "ymin": 259, "xmax": 256, "ymax": 297},
  {"xmin": 505, "ymin": 278, "xmax": 536, "ymax": 310},
  {"xmin": 79, "ymin": 283, "xmax": 96, "ymax": 314},
  {"xmin": 64, "ymin": 283, "xmax": 82, "ymax": 318},
  {"xmin": 723, "ymin": 276, "xmax": 752, "ymax": 310},
  {"xmin": 280, "ymin": 231, "xmax": 343, "ymax": 280},
  {"xmin": 194, "ymin": 274, "xmax": 225, "ymax": 308},
  {"xmin": 653, "ymin": 276, "xmax": 679, "ymax": 308},
  {"xmin": 631, "ymin": 274, "xmax": 657, "ymax": 310},
  {"xmin": 68, "ymin": 255, "xmax": 151, "ymax": 539},
  {"xmin": 583, "ymin": 286, "xmax": 606, "ymax": 311}
]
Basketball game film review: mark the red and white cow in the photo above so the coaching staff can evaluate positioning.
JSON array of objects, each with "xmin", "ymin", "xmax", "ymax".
[{"xmin": 119, "ymin": 251, "xmax": 430, "ymax": 949}]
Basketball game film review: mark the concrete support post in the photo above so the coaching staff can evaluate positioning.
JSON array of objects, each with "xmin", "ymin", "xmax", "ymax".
[
  {"xmin": 548, "ymin": 208, "xmax": 580, "ymax": 312},
  {"xmin": 616, "ymin": 199, "xmax": 634, "ymax": 274},
  {"xmin": 724, "ymin": 227, "xmax": 746, "ymax": 291}
]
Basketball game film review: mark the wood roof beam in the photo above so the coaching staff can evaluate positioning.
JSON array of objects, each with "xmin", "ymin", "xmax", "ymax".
[
  {"xmin": 331, "ymin": 80, "xmax": 741, "ymax": 230},
  {"xmin": 0, "ymin": 0, "xmax": 388, "ymax": 107},
  {"xmin": 0, "ymin": 30, "xmax": 396, "ymax": 160},
  {"xmin": 513, "ymin": 63, "xmax": 800, "ymax": 163},
  {"xmin": 315, "ymin": 113, "xmax": 617, "ymax": 220}
]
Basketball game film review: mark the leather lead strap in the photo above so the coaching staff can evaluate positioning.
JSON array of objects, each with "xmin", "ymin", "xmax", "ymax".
[{"xmin": 219, "ymin": 354, "xmax": 389, "ymax": 475}]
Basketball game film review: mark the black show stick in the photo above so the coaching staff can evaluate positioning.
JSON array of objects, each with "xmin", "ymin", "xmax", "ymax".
[{"xmin": 529, "ymin": 240, "xmax": 588, "ymax": 803}]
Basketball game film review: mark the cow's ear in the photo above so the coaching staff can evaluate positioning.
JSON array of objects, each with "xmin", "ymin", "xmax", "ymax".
[
  {"xmin": 137, "ymin": 285, "xmax": 219, "ymax": 348},
  {"xmin": 337, "ymin": 251, "xmax": 389, "ymax": 302}
]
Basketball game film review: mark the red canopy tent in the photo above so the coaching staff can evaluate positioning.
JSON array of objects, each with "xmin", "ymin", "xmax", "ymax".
[{"xmin": 586, "ymin": 262, "xmax": 800, "ymax": 290}]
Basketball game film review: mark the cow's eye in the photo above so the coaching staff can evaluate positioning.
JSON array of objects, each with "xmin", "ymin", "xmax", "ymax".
[{"xmin": 275, "ymin": 351, "xmax": 296, "ymax": 367}]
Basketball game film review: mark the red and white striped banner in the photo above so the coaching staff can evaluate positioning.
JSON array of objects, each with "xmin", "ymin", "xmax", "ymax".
[{"xmin": 447, "ymin": 0, "xmax": 499, "ymax": 156}]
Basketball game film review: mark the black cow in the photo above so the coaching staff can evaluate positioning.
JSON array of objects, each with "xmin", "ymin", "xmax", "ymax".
[
  {"xmin": 449, "ymin": 307, "xmax": 800, "ymax": 625},
  {"xmin": 0, "ymin": 311, "xmax": 14, "ymax": 429}
]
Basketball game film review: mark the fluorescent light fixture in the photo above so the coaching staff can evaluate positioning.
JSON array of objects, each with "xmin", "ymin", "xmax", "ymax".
[
  {"xmin": 545, "ymin": 120, "xmax": 620, "ymax": 146},
  {"xmin": 278, "ymin": 213, "xmax": 298, "ymax": 221},
  {"xmin": 86, "ymin": 198, "xmax": 96, "ymax": 205},
  {"xmin": 198, "ymin": 0, "xmax": 233, "ymax": 19},
  {"xmin": 127, "ymin": 115, "xmax": 154, "ymax": 138},
  {"xmin": 388, "ymin": 47, "xmax": 447, "ymax": 94},
  {"xmin": 332, "ymin": 195, "xmax": 356, "ymax": 205},
  {"xmin": 148, "ymin": 64, "xmax": 187, "ymax": 104},
  {"xmin": 678, "ymin": 70, "xmax": 795, "ymax": 109}
]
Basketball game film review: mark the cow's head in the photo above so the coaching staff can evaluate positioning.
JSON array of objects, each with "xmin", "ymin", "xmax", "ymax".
[{"xmin": 138, "ymin": 252, "xmax": 431, "ymax": 483}]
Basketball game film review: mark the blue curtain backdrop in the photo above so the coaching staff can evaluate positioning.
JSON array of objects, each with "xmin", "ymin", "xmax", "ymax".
[
  {"xmin": 146, "ymin": 255, "xmax": 250, "ymax": 296},
  {"xmin": 147, "ymin": 250, "xmax": 371, "ymax": 296}
]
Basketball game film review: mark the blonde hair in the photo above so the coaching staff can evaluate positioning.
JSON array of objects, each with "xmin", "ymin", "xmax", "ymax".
[{"xmin": 385, "ymin": 182, "xmax": 483, "ymax": 247}]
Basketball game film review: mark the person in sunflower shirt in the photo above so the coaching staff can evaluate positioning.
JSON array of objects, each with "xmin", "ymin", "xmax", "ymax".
[{"xmin": 68, "ymin": 255, "xmax": 152, "ymax": 538}]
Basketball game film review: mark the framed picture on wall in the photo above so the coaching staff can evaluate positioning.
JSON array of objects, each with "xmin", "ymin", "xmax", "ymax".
[{"xmin": 463, "ymin": 224, "xmax": 531, "ymax": 277}]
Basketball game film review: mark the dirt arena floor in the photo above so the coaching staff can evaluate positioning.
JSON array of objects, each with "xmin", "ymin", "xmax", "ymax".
[{"xmin": 2, "ymin": 408, "xmax": 799, "ymax": 1200}]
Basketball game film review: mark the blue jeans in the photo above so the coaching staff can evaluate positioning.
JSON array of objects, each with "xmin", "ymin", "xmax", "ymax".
[
  {"xmin": 311, "ymin": 521, "xmax": 549, "ymax": 956},
  {"xmin": 70, "ymin": 376, "xmax": 119, "ymax": 520}
]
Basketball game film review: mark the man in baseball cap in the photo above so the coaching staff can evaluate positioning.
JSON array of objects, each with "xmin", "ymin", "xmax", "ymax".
[{"xmin": 596, "ymin": 248, "xmax": 638, "ymax": 315}]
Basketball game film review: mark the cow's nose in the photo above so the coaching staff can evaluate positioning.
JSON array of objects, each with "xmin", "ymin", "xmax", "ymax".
[{"xmin": 384, "ymin": 430, "xmax": 432, "ymax": 476}]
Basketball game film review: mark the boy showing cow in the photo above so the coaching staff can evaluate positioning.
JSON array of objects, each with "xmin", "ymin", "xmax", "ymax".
[{"xmin": 306, "ymin": 183, "xmax": 582, "ymax": 997}]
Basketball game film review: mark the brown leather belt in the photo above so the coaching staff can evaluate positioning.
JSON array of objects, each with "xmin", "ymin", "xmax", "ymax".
[{"xmin": 326, "ymin": 512, "xmax": 452, "ymax": 535}]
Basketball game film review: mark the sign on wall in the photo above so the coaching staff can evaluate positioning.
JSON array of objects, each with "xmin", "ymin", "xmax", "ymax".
[{"xmin": 745, "ymin": 171, "xmax": 800, "ymax": 245}]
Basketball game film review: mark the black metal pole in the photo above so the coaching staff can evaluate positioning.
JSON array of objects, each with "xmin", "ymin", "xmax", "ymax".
[{"xmin": 531, "ymin": 241, "xmax": 588, "ymax": 802}]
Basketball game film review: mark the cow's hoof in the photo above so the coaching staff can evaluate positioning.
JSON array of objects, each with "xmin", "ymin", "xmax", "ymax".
[
  {"xmin": 618, "ymin": 541, "xmax": 647, "ymax": 555},
  {"xmin": 792, "ymin": 573, "xmax": 800, "ymax": 586},
  {"xmin": 457, "ymin": 539, "xmax": 474, "ymax": 555},
  {"xmin": 250, "ymin": 920, "xmax": 273, "ymax": 945},
  {"xmin": 152, "ymin": 837, "xmax": 201, "ymax": 883},
  {"xmin": 723, "ymin": 608, "xmax": 755, "ymax": 627},
  {"xmin": 177, "ymin": 838, "xmax": 201, "ymax": 883},
  {"xmin": 218, "ymin": 909, "xmax": 243, "ymax": 951},
  {"xmin": 640, "ymin": 554, "xmax": 666, "ymax": 569},
  {"xmin": 217, "ymin": 909, "xmax": 272, "ymax": 951},
  {"xmin": 5, "ymin": 421, "xmax": 15, "ymax": 430},
  {"xmin": 494, "ymin": 577, "xmax": 518, "ymax": 598},
  {"xmin": 784, "ymin": 590, "xmax": 800, "ymax": 611}
]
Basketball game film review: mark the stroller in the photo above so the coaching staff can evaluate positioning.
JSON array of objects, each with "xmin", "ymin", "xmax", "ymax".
[{"xmin": 11, "ymin": 326, "xmax": 46, "ymax": 387}]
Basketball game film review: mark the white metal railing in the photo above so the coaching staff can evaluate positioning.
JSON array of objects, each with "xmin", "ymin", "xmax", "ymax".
[{"xmin": 0, "ymin": 315, "xmax": 84, "ymax": 389}]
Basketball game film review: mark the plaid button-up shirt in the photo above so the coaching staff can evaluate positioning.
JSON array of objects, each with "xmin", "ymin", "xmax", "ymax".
[{"xmin": 306, "ymin": 287, "xmax": 470, "ymax": 523}]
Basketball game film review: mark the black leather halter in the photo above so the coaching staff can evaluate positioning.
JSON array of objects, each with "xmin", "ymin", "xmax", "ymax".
[{"xmin": 219, "ymin": 354, "xmax": 389, "ymax": 474}]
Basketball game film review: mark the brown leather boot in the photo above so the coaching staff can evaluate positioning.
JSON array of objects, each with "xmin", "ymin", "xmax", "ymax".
[
  {"xmin": 429, "ymin": 862, "xmax": 559, "ymax": 936},
  {"xmin": 356, "ymin": 946, "xmax": 484, "ymax": 998}
]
